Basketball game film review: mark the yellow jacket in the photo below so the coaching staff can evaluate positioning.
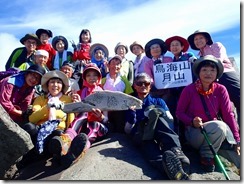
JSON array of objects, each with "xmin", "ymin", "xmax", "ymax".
[{"xmin": 29, "ymin": 95, "xmax": 75, "ymax": 130}]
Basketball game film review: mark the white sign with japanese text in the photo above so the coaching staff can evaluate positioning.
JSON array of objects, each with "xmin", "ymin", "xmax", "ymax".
[{"xmin": 153, "ymin": 61, "xmax": 193, "ymax": 89}]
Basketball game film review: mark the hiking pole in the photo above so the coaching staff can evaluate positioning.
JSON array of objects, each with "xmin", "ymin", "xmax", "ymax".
[{"xmin": 200, "ymin": 126, "xmax": 230, "ymax": 180}]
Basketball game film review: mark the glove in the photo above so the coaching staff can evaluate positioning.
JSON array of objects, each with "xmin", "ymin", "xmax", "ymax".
[
  {"xmin": 22, "ymin": 105, "xmax": 33, "ymax": 122},
  {"xmin": 47, "ymin": 97, "xmax": 64, "ymax": 110},
  {"xmin": 47, "ymin": 101, "xmax": 64, "ymax": 110},
  {"xmin": 189, "ymin": 56, "xmax": 197, "ymax": 63}
]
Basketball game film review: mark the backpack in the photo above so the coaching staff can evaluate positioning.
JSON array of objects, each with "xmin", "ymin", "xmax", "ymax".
[
  {"xmin": 138, "ymin": 105, "xmax": 174, "ymax": 141},
  {"xmin": 0, "ymin": 67, "xmax": 21, "ymax": 81}
]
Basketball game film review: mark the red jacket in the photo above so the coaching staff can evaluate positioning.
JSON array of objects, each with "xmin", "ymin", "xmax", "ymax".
[{"xmin": 72, "ymin": 43, "xmax": 91, "ymax": 61}]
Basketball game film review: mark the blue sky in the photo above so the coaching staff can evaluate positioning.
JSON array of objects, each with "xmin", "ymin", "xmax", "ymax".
[{"xmin": 0, "ymin": 0, "xmax": 240, "ymax": 71}]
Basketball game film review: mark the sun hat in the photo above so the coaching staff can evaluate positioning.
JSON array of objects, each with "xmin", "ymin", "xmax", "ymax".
[
  {"xmin": 193, "ymin": 55, "xmax": 224, "ymax": 79},
  {"xmin": 187, "ymin": 29, "xmax": 213, "ymax": 50},
  {"xmin": 52, "ymin": 35, "xmax": 69, "ymax": 50},
  {"xmin": 114, "ymin": 42, "xmax": 128, "ymax": 54},
  {"xmin": 20, "ymin": 33, "xmax": 41, "ymax": 45},
  {"xmin": 35, "ymin": 49, "xmax": 49, "ymax": 58},
  {"xmin": 108, "ymin": 55, "xmax": 123, "ymax": 64},
  {"xmin": 90, "ymin": 43, "xmax": 109, "ymax": 58},
  {"xmin": 82, "ymin": 63, "xmax": 102, "ymax": 80},
  {"xmin": 41, "ymin": 70, "xmax": 69, "ymax": 94},
  {"xmin": 36, "ymin": 28, "xmax": 53, "ymax": 38},
  {"xmin": 165, "ymin": 36, "xmax": 189, "ymax": 52},
  {"xmin": 25, "ymin": 64, "xmax": 46, "ymax": 76},
  {"xmin": 129, "ymin": 41, "xmax": 144, "ymax": 53},
  {"xmin": 145, "ymin": 38, "xmax": 167, "ymax": 59}
]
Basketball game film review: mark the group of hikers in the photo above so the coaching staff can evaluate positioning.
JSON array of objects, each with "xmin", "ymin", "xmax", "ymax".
[{"xmin": 0, "ymin": 28, "xmax": 240, "ymax": 180}]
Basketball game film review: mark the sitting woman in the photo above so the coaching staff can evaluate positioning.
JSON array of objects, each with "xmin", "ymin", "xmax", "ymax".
[
  {"xmin": 176, "ymin": 55, "xmax": 240, "ymax": 172},
  {"xmin": 16, "ymin": 70, "xmax": 75, "ymax": 169},
  {"xmin": 0, "ymin": 64, "xmax": 46, "ymax": 126},
  {"xmin": 48, "ymin": 63, "xmax": 109, "ymax": 167}
]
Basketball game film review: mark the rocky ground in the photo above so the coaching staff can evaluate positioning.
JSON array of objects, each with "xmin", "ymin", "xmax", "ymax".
[{"xmin": 3, "ymin": 132, "xmax": 240, "ymax": 181}]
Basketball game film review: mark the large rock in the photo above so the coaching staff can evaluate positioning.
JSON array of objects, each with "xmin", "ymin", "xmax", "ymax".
[
  {"xmin": 0, "ymin": 104, "xmax": 33, "ymax": 179},
  {"xmin": 11, "ymin": 133, "xmax": 240, "ymax": 181}
]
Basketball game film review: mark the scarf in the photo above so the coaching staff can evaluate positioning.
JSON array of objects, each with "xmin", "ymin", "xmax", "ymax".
[
  {"xmin": 53, "ymin": 50, "xmax": 67, "ymax": 70},
  {"xmin": 195, "ymin": 79, "xmax": 215, "ymax": 95},
  {"xmin": 81, "ymin": 73, "xmax": 102, "ymax": 98}
]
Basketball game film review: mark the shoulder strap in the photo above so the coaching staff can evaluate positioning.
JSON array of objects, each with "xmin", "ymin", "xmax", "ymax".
[{"xmin": 199, "ymin": 95, "xmax": 212, "ymax": 121}]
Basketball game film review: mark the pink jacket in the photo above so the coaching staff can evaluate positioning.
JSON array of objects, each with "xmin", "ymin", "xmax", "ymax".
[
  {"xmin": 176, "ymin": 82, "xmax": 240, "ymax": 142},
  {"xmin": 144, "ymin": 56, "xmax": 173, "ymax": 83}
]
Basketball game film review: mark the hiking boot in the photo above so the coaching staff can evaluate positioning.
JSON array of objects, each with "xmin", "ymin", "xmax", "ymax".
[
  {"xmin": 48, "ymin": 134, "xmax": 72, "ymax": 156},
  {"xmin": 200, "ymin": 157, "xmax": 215, "ymax": 172},
  {"xmin": 162, "ymin": 150, "xmax": 190, "ymax": 180},
  {"xmin": 61, "ymin": 133, "xmax": 88, "ymax": 168},
  {"xmin": 171, "ymin": 147, "xmax": 190, "ymax": 174}
]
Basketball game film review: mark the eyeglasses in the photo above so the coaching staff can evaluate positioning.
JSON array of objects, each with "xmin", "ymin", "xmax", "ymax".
[
  {"xmin": 135, "ymin": 81, "xmax": 151, "ymax": 87},
  {"xmin": 29, "ymin": 72, "xmax": 41, "ymax": 82},
  {"xmin": 26, "ymin": 40, "xmax": 37, "ymax": 45}
]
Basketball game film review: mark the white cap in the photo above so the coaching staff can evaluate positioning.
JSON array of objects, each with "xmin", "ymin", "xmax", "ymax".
[{"xmin": 35, "ymin": 49, "xmax": 49, "ymax": 57}]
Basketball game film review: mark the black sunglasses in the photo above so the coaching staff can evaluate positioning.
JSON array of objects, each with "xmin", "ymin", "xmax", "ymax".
[{"xmin": 135, "ymin": 81, "xmax": 151, "ymax": 87}]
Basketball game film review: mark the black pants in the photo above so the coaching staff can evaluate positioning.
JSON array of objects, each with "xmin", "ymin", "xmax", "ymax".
[
  {"xmin": 23, "ymin": 122, "xmax": 62, "ymax": 153},
  {"xmin": 218, "ymin": 71, "xmax": 240, "ymax": 125},
  {"xmin": 133, "ymin": 115, "xmax": 181, "ymax": 171}
]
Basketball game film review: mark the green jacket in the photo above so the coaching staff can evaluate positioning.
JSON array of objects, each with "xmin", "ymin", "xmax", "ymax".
[{"xmin": 101, "ymin": 75, "xmax": 133, "ymax": 94}]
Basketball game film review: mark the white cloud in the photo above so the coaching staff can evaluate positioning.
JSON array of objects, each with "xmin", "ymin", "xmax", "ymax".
[
  {"xmin": 0, "ymin": 0, "xmax": 240, "ymax": 71},
  {"xmin": 0, "ymin": 33, "xmax": 22, "ymax": 71}
]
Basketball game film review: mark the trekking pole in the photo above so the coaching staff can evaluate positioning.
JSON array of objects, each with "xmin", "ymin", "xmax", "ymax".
[{"xmin": 200, "ymin": 126, "xmax": 230, "ymax": 180}]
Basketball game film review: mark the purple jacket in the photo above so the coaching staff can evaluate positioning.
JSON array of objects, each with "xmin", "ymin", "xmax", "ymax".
[
  {"xmin": 176, "ymin": 82, "xmax": 240, "ymax": 142},
  {"xmin": 0, "ymin": 74, "xmax": 35, "ymax": 122}
]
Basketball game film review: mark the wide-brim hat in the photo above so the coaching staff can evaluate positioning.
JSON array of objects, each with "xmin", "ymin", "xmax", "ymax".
[
  {"xmin": 108, "ymin": 55, "xmax": 122, "ymax": 64},
  {"xmin": 36, "ymin": 28, "xmax": 53, "ymax": 38},
  {"xmin": 25, "ymin": 64, "xmax": 46, "ymax": 77},
  {"xmin": 193, "ymin": 55, "xmax": 224, "ymax": 79},
  {"xmin": 187, "ymin": 29, "xmax": 213, "ymax": 50},
  {"xmin": 20, "ymin": 33, "xmax": 41, "ymax": 45},
  {"xmin": 52, "ymin": 35, "xmax": 68, "ymax": 50},
  {"xmin": 41, "ymin": 70, "xmax": 69, "ymax": 94},
  {"xmin": 114, "ymin": 42, "xmax": 128, "ymax": 54},
  {"xmin": 129, "ymin": 41, "xmax": 144, "ymax": 53},
  {"xmin": 90, "ymin": 43, "xmax": 109, "ymax": 58},
  {"xmin": 145, "ymin": 38, "xmax": 167, "ymax": 58},
  {"xmin": 24, "ymin": 64, "xmax": 46, "ymax": 84},
  {"xmin": 165, "ymin": 36, "xmax": 189, "ymax": 52}
]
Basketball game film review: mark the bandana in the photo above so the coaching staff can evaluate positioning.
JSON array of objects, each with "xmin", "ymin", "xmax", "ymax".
[{"xmin": 195, "ymin": 79, "xmax": 215, "ymax": 95}]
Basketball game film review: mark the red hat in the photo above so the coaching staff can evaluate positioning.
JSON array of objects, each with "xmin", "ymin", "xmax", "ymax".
[
  {"xmin": 165, "ymin": 36, "xmax": 189, "ymax": 52},
  {"xmin": 82, "ymin": 63, "xmax": 102, "ymax": 81}
]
